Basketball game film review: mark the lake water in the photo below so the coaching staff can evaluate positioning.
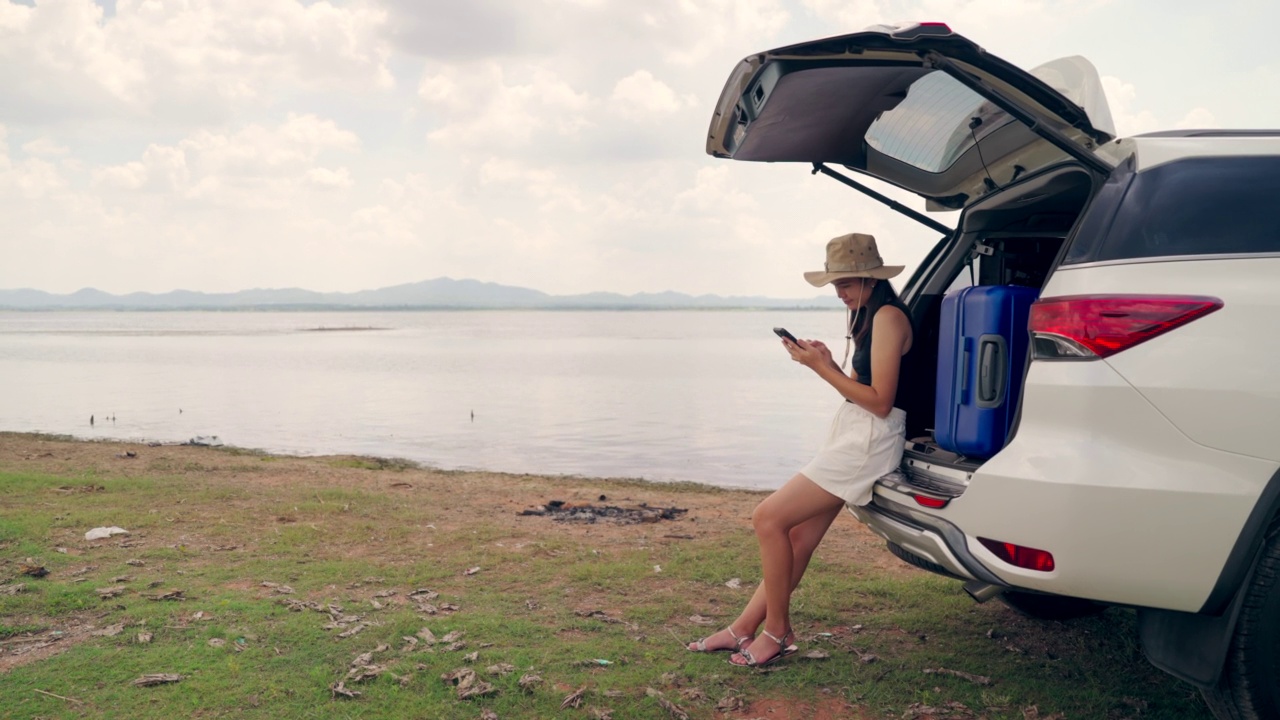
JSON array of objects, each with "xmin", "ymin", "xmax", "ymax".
[{"xmin": 0, "ymin": 310, "xmax": 857, "ymax": 490}]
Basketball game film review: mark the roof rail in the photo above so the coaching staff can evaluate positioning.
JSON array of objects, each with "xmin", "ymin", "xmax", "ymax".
[{"xmin": 1134, "ymin": 129, "xmax": 1280, "ymax": 138}]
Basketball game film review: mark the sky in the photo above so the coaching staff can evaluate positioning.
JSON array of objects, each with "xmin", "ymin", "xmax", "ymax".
[{"xmin": 2, "ymin": 0, "xmax": 1278, "ymax": 299}]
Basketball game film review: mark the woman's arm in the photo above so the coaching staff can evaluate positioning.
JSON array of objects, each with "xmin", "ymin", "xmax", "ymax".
[{"xmin": 788, "ymin": 306, "xmax": 911, "ymax": 417}]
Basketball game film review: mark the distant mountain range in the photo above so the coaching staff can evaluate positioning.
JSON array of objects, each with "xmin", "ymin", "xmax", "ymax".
[{"xmin": 0, "ymin": 277, "xmax": 839, "ymax": 310}]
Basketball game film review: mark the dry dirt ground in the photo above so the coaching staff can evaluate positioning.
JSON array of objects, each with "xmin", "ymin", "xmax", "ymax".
[{"xmin": 0, "ymin": 432, "xmax": 922, "ymax": 719}]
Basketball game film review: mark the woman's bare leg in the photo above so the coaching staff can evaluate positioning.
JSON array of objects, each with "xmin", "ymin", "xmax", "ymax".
[
  {"xmin": 732, "ymin": 499, "xmax": 842, "ymax": 630},
  {"xmin": 729, "ymin": 474, "xmax": 844, "ymax": 663},
  {"xmin": 689, "ymin": 477, "xmax": 843, "ymax": 652}
]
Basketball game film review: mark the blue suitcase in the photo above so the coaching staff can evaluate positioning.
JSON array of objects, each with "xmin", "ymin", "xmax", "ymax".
[{"xmin": 934, "ymin": 285, "xmax": 1039, "ymax": 458}]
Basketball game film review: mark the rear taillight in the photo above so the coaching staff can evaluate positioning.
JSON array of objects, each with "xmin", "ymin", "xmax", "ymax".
[
  {"xmin": 1029, "ymin": 294, "xmax": 1223, "ymax": 360},
  {"xmin": 913, "ymin": 494, "xmax": 949, "ymax": 509},
  {"xmin": 977, "ymin": 537, "xmax": 1055, "ymax": 572}
]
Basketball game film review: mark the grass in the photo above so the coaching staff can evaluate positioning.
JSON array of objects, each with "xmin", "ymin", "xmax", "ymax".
[
  {"xmin": 0, "ymin": 441, "xmax": 1214, "ymax": 720},
  {"xmin": 326, "ymin": 456, "xmax": 420, "ymax": 472}
]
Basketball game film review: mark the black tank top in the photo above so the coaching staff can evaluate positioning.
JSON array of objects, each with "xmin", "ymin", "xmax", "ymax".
[{"xmin": 850, "ymin": 299, "xmax": 911, "ymax": 386}]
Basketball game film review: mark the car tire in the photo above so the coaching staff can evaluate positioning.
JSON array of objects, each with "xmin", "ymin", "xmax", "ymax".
[
  {"xmin": 1202, "ymin": 518, "xmax": 1280, "ymax": 720},
  {"xmin": 998, "ymin": 590, "xmax": 1107, "ymax": 621}
]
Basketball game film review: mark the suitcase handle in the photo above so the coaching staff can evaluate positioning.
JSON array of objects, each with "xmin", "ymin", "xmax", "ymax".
[{"xmin": 976, "ymin": 333, "xmax": 1008, "ymax": 409}]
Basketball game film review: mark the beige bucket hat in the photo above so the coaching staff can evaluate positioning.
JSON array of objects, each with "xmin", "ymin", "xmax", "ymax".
[{"xmin": 803, "ymin": 233, "xmax": 904, "ymax": 287}]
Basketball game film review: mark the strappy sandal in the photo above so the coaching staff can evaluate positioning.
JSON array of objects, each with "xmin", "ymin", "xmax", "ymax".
[
  {"xmin": 687, "ymin": 626, "xmax": 753, "ymax": 654},
  {"xmin": 728, "ymin": 628, "xmax": 798, "ymax": 668}
]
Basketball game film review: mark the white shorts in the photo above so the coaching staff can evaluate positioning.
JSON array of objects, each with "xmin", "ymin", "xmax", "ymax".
[{"xmin": 801, "ymin": 402, "xmax": 906, "ymax": 507}]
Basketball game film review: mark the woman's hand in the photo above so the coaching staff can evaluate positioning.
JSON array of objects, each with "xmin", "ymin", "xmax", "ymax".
[
  {"xmin": 783, "ymin": 337, "xmax": 829, "ymax": 369},
  {"xmin": 806, "ymin": 339, "xmax": 836, "ymax": 368}
]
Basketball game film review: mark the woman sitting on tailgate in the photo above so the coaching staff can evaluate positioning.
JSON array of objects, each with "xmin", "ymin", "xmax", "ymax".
[{"xmin": 687, "ymin": 232, "xmax": 912, "ymax": 667}]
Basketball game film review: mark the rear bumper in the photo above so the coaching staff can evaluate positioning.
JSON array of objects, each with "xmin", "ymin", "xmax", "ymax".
[{"xmin": 847, "ymin": 494, "xmax": 1005, "ymax": 587}]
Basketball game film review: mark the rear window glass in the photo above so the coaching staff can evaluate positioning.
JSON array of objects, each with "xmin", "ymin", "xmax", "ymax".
[
  {"xmin": 865, "ymin": 71, "xmax": 1014, "ymax": 173},
  {"xmin": 1064, "ymin": 156, "xmax": 1280, "ymax": 263}
]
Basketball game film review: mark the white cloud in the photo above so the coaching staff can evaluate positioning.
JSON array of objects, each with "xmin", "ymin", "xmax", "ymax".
[
  {"xmin": 347, "ymin": 174, "xmax": 478, "ymax": 253},
  {"xmin": 474, "ymin": 158, "xmax": 591, "ymax": 223},
  {"xmin": 659, "ymin": 0, "xmax": 790, "ymax": 66},
  {"xmin": 416, "ymin": 69, "xmax": 471, "ymax": 113},
  {"xmin": 674, "ymin": 165, "xmax": 755, "ymax": 215},
  {"xmin": 0, "ymin": 0, "xmax": 144, "ymax": 115},
  {"xmin": 610, "ymin": 71, "xmax": 691, "ymax": 115},
  {"xmin": 383, "ymin": 0, "xmax": 788, "ymax": 72},
  {"xmin": 1, "ymin": 156, "xmax": 66, "ymax": 199},
  {"xmin": 416, "ymin": 60, "xmax": 710, "ymax": 168},
  {"xmin": 798, "ymin": 0, "xmax": 883, "ymax": 29},
  {"xmin": 800, "ymin": 0, "xmax": 1115, "ymax": 40},
  {"xmin": 22, "ymin": 137, "xmax": 70, "ymax": 156},
  {"xmin": 1100, "ymin": 75, "xmax": 1161, "ymax": 137},
  {"xmin": 3, "ymin": 0, "xmax": 1280, "ymax": 298},
  {"xmin": 308, "ymin": 167, "xmax": 354, "ymax": 189},
  {"xmin": 0, "ymin": 0, "xmax": 391, "ymax": 124},
  {"xmin": 1103, "ymin": 76, "xmax": 1219, "ymax": 136},
  {"xmin": 180, "ymin": 114, "xmax": 359, "ymax": 183},
  {"xmin": 83, "ymin": 114, "xmax": 358, "ymax": 204},
  {"xmin": 2, "ymin": 127, "xmax": 66, "ymax": 198},
  {"xmin": 1174, "ymin": 108, "xmax": 1218, "ymax": 130},
  {"xmin": 278, "ymin": 114, "xmax": 363, "ymax": 151},
  {"xmin": 93, "ymin": 161, "xmax": 147, "ymax": 190},
  {"xmin": 394, "ymin": 0, "xmax": 798, "ymax": 168},
  {"xmin": 140, "ymin": 145, "xmax": 190, "ymax": 192},
  {"xmin": 0, "ymin": 110, "xmax": 375, "ymax": 292},
  {"xmin": 419, "ymin": 63, "xmax": 593, "ymax": 149},
  {"xmin": 479, "ymin": 158, "xmax": 558, "ymax": 187}
]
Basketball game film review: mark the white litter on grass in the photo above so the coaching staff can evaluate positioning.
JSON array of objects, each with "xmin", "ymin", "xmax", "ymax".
[
  {"xmin": 725, "ymin": 578, "xmax": 742, "ymax": 589},
  {"xmin": 85, "ymin": 526, "xmax": 130, "ymax": 541}
]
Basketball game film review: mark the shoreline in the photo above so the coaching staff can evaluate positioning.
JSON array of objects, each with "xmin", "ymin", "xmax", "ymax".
[{"xmin": 0, "ymin": 430, "xmax": 770, "ymax": 497}]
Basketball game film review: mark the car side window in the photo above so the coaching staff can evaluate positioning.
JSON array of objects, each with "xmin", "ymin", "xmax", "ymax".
[
  {"xmin": 1066, "ymin": 155, "xmax": 1280, "ymax": 263},
  {"xmin": 943, "ymin": 264, "xmax": 974, "ymax": 295}
]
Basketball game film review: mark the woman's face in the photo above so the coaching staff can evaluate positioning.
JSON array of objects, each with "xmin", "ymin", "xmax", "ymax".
[{"xmin": 833, "ymin": 277, "xmax": 875, "ymax": 310}]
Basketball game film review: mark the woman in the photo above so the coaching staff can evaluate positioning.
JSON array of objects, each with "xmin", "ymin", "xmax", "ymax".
[{"xmin": 687, "ymin": 232, "xmax": 913, "ymax": 667}]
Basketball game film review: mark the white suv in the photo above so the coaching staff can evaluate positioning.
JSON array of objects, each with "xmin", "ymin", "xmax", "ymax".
[{"xmin": 706, "ymin": 23, "xmax": 1280, "ymax": 719}]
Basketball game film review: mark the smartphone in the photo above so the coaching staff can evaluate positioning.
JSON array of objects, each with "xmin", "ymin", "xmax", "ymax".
[{"xmin": 773, "ymin": 327, "xmax": 800, "ymax": 345}]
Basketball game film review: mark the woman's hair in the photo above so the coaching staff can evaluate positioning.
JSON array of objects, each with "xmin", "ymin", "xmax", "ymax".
[{"xmin": 850, "ymin": 279, "xmax": 903, "ymax": 345}]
